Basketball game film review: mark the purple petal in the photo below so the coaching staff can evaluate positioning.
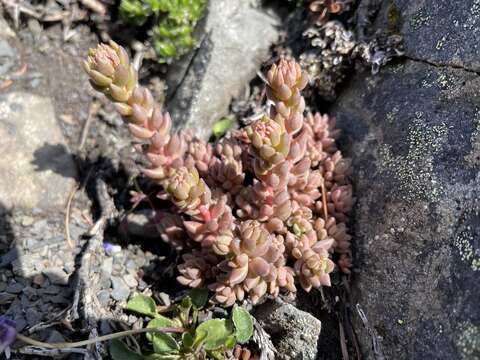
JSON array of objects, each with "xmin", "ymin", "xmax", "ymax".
[{"xmin": 0, "ymin": 317, "xmax": 16, "ymax": 353}]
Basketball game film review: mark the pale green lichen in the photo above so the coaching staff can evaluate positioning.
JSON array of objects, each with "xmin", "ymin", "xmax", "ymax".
[
  {"xmin": 410, "ymin": 9, "xmax": 431, "ymax": 30},
  {"xmin": 465, "ymin": 110, "xmax": 480, "ymax": 168},
  {"xmin": 456, "ymin": 322, "xmax": 480, "ymax": 359},
  {"xmin": 435, "ymin": 35, "xmax": 447, "ymax": 51},
  {"xmin": 464, "ymin": 0, "xmax": 480, "ymax": 32},
  {"xmin": 386, "ymin": 105, "xmax": 399, "ymax": 125},
  {"xmin": 378, "ymin": 111, "xmax": 449, "ymax": 202},
  {"xmin": 454, "ymin": 226, "xmax": 480, "ymax": 271},
  {"xmin": 435, "ymin": 72, "xmax": 455, "ymax": 90}
]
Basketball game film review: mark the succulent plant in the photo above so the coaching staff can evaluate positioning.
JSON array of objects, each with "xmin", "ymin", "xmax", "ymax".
[
  {"xmin": 84, "ymin": 42, "xmax": 353, "ymax": 306},
  {"xmin": 118, "ymin": 292, "xmax": 255, "ymax": 360},
  {"xmin": 119, "ymin": 0, "xmax": 206, "ymax": 63}
]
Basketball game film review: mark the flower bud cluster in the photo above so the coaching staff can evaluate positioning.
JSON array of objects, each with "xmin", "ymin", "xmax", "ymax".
[{"xmin": 84, "ymin": 43, "xmax": 353, "ymax": 306}]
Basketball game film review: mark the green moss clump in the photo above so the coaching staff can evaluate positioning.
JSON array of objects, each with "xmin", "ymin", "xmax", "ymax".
[{"xmin": 119, "ymin": 0, "xmax": 206, "ymax": 63}]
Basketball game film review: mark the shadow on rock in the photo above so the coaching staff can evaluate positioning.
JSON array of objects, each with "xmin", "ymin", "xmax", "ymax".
[{"xmin": 31, "ymin": 143, "xmax": 78, "ymax": 180}]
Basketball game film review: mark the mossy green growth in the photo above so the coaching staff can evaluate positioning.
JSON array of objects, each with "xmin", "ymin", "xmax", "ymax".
[{"xmin": 119, "ymin": 0, "xmax": 206, "ymax": 63}]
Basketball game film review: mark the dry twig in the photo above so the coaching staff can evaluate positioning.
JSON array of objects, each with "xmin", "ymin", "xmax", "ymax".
[
  {"xmin": 356, "ymin": 304, "xmax": 385, "ymax": 360},
  {"xmin": 67, "ymin": 176, "xmax": 117, "ymax": 358},
  {"xmin": 253, "ymin": 319, "xmax": 275, "ymax": 360}
]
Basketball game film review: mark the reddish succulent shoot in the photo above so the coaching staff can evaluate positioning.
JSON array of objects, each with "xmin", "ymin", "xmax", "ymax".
[{"xmin": 84, "ymin": 42, "xmax": 353, "ymax": 306}]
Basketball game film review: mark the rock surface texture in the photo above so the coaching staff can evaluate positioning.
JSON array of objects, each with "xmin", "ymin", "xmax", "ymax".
[
  {"xmin": 0, "ymin": 92, "xmax": 77, "ymax": 210},
  {"xmin": 166, "ymin": 0, "xmax": 280, "ymax": 139},
  {"xmin": 332, "ymin": 0, "xmax": 480, "ymax": 359},
  {"xmin": 254, "ymin": 301, "xmax": 322, "ymax": 360}
]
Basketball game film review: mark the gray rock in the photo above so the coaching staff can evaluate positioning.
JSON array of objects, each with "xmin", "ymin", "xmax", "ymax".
[
  {"xmin": 0, "ymin": 15, "xmax": 15, "ymax": 40},
  {"xmin": 15, "ymin": 317, "xmax": 27, "ymax": 332},
  {"xmin": 330, "ymin": 2, "xmax": 480, "ymax": 358},
  {"xmin": 123, "ymin": 273, "xmax": 138, "ymax": 288},
  {"xmin": 42, "ymin": 285, "xmax": 60, "ymax": 295},
  {"xmin": 45, "ymin": 330, "xmax": 66, "ymax": 343},
  {"xmin": 166, "ymin": 0, "xmax": 280, "ymax": 139},
  {"xmin": 6, "ymin": 282, "xmax": 23, "ymax": 294},
  {"xmin": 50, "ymin": 294, "xmax": 70, "ymax": 304},
  {"xmin": 43, "ymin": 267, "xmax": 69, "ymax": 285},
  {"xmin": 0, "ymin": 92, "xmax": 77, "ymax": 210},
  {"xmin": 101, "ymin": 257, "xmax": 113, "ymax": 276},
  {"xmin": 21, "ymin": 216, "xmax": 35, "ymax": 227},
  {"xmin": 0, "ymin": 39, "xmax": 17, "ymax": 77},
  {"xmin": 97, "ymin": 289, "xmax": 111, "ymax": 307},
  {"xmin": 396, "ymin": 0, "xmax": 480, "ymax": 72},
  {"xmin": 111, "ymin": 276, "xmax": 130, "ymax": 301},
  {"xmin": 26, "ymin": 307, "xmax": 42, "ymax": 326},
  {"xmin": 0, "ymin": 292, "xmax": 15, "ymax": 304},
  {"xmin": 254, "ymin": 301, "xmax": 321, "ymax": 360}
]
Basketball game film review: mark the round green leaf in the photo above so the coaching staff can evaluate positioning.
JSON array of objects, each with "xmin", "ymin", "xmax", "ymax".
[
  {"xmin": 232, "ymin": 306, "xmax": 254, "ymax": 344},
  {"xmin": 126, "ymin": 295, "xmax": 157, "ymax": 318},
  {"xmin": 189, "ymin": 288, "xmax": 209, "ymax": 309},
  {"xmin": 194, "ymin": 319, "xmax": 234, "ymax": 351},
  {"xmin": 110, "ymin": 340, "xmax": 145, "ymax": 360},
  {"xmin": 147, "ymin": 317, "xmax": 180, "ymax": 353}
]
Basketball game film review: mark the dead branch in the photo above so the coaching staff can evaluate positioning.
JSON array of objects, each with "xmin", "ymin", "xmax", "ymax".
[
  {"xmin": 68, "ymin": 176, "xmax": 117, "ymax": 359},
  {"xmin": 253, "ymin": 319, "xmax": 275, "ymax": 360}
]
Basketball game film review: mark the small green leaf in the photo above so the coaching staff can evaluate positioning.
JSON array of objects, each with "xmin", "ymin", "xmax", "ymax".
[
  {"xmin": 194, "ymin": 319, "xmax": 234, "ymax": 351},
  {"xmin": 126, "ymin": 295, "xmax": 157, "ymax": 318},
  {"xmin": 110, "ymin": 340, "xmax": 145, "ymax": 360},
  {"xmin": 179, "ymin": 296, "xmax": 192, "ymax": 326},
  {"xmin": 147, "ymin": 317, "xmax": 180, "ymax": 353},
  {"xmin": 212, "ymin": 118, "xmax": 235, "ymax": 138},
  {"xmin": 224, "ymin": 335, "xmax": 236, "ymax": 350},
  {"xmin": 232, "ymin": 306, "xmax": 254, "ymax": 344},
  {"xmin": 189, "ymin": 288, "xmax": 209, "ymax": 309},
  {"xmin": 181, "ymin": 332, "xmax": 194, "ymax": 350}
]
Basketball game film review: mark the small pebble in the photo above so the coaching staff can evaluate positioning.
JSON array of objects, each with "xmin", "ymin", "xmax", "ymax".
[
  {"xmin": 45, "ymin": 330, "xmax": 66, "ymax": 343},
  {"xmin": 26, "ymin": 307, "xmax": 43, "ymax": 326},
  {"xmin": 6, "ymin": 282, "xmax": 23, "ymax": 294},
  {"xmin": 0, "ymin": 292, "xmax": 16, "ymax": 305},
  {"xmin": 32, "ymin": 274, "xmax": 46, "ymax": 287},
  {"xmin": 97, "ymin": 290, "xmax": 111, "ymax": 306},
  {"xmin": 123, "ymin": 274, "xmax": 138, "ymax": 288},
  {"xmin": 21, "ymin": 216, "xmax": 34, "ymax": 227},
  {"xmin": 111, "ymin": 276, "xmax": 130, "ymax": 301},
  {"xmin": 43, "ymin": 285, "xmax": 60, "ymax": 294},
  {"xmin": 43, "ymin": 267, "xmax": 69, "ymax": 285}
]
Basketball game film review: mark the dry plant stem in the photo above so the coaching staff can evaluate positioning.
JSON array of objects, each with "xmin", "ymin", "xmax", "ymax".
[
  {"xmin": 338, "ymin": 319, "xmax": 349, "ymax": 360},
  {"xmin": 68, "ymin": 177, "xmax": 117, "ymax": 359},
  {"xmin": 64, "ymin": 185, "xmax": 78, "ymax": 249},
  {"xmin": 17, "ymin": 347, "xmax": 89, "ymax": 357},
  {"xmin": 356, "ymin": 304, "xmax": 385, "ymax": 360},
  {"xmin": 16, "ymin": 327, "xmax": 185, "ymax": 350},
  {"xmin": 27, "ymin": 308, "xmax": 70, "ymax": 334},
  {"xmin": 78, "ymin": 102, "xmax": 99, "ymax": 151},
  {"xmin": 79, "ymin": 0, "xmax": 106, "ymax": 14},
  {"xmin": 253, "ymin": 320, "xmax": 275, "ymax": 360}
]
